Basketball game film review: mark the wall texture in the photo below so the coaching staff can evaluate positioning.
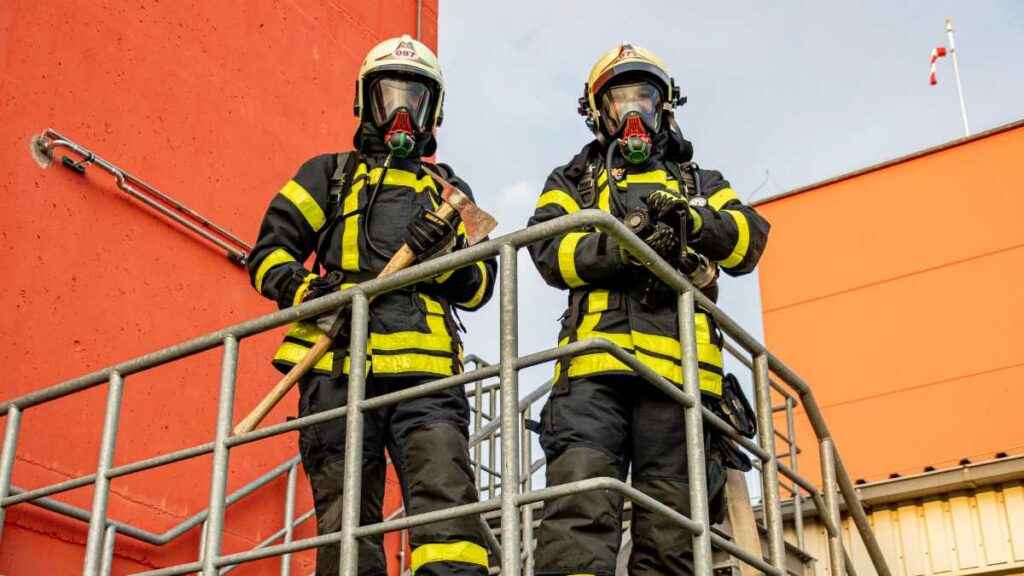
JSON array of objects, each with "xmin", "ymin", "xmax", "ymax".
[
  {"xmin": 0, "ymin": 1, "xmax": 438, "ymax": 573},
  {"xmin": 756, "ymin": 121, "xmax": 1024, "ymax": 485}
]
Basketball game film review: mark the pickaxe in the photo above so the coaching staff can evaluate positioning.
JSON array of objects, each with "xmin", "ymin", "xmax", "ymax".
[{"xmin": 233, "ymin": 166, "xmax": 497, "ymax": 435}]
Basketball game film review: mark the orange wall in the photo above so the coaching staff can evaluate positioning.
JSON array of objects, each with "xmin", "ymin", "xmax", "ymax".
[
  {"xmin": 757, "ymin": 123, "xmax": 1024, "ymax": 484},
  {"xmin": 0, "ymin": 1, "xmax": 436, "ymax": 574}
]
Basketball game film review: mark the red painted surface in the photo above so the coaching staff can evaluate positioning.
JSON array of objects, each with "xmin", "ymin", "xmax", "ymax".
[{"xmin": 0, "ymin": 1, "xmax": 438, "ymax": 574}]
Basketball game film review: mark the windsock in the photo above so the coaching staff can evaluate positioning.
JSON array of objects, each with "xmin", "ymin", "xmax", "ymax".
[{"xmin": 930, "ymin": 46, "xmax": 948, "ymax": 85}]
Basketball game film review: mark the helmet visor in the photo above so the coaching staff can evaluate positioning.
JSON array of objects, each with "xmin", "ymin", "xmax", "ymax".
[
  {"xmin": 600, "ymin": 81, "xmax": 663, "ymax": 134},
  {"xmin": 370, "ymin": 77, "xmax": 433, "ymax": 129}
]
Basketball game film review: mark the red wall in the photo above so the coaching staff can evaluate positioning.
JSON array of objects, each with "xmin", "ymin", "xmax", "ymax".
[{"xmin": 0, "ymin": 1, "xmax": 437, "ymax": 573}]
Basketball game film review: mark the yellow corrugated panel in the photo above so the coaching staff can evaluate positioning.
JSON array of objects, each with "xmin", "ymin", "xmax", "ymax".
[
  {"xmin": 1005, "ymin": 484, "xmax": 1024, "ymax": 562},
  {"xmin": 976, "ymin": 489, "xmax": 1011, "ymax": 565},
  {"xmin": 921, "ymin": 499, "xmax": 954, "ymax": 574},
  {"xmin": 792, "ymin": 483, "xmax": 1024, "ymax": 576},
  {"xmin": 949, "ymin": 493, "xmax": 981, "ymax": 570}
]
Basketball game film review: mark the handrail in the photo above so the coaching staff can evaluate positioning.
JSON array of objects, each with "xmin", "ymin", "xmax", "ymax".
[
  {"xmin": 29, "ymin": 129, "xmax": 252, "ymax": 266},
  {"xmin": 0, "ymin": 209, "xmax": 891, "ymax": 576}
]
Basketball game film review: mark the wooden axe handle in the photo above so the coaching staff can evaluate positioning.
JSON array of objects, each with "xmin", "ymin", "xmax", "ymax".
[{"xmin": 232, "ymin": 201, "xmax": 459, "ymax": 436}]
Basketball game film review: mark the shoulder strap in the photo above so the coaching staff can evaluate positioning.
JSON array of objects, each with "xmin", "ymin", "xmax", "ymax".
[
  {"xmin": 576, "ymin": 159, "xmax": 601, "ymax": 208},
  {"xmin": 313, "ymin": 151, "xmax": 360, "ymax": 274}
]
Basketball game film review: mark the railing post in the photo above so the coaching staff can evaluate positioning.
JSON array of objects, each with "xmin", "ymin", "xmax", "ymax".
[
  {"xmin": 786, "ymin": 397, "xmax": 804, "ymax": 549},
  {"xmin": 83, "ymin": 372, "xmax": 125, "ymax": 576},
  {"xmin": 520, "ymin": 405, "xmax": 534, "ymax": 575},
  {"xmin": 488, "ymin": 389, "xmax": 497, "ymax": 498},
  {"xmin": 0, "ymin": 405, "xmax": 22, "ymax": 543},
  {"xmin": 754, "ymin": 353, "xmax": 786, "ymax": 571},
  {"xmin": 339, "ymin": 292, "xmax": 370, "ymax": 576},
  {"xmin": 677, "ymin": 291, "xmax": 712, "ymax": 573},
  {"xmin": 474, "ymin": 380, "xmax": 483, "ymax": 489},
  {"xmin": 280, "ymin": 462, "xmax": 297, "ymax": 576},
  {"xmin": 100, "ymin": 524, "xmax": 117, "ymax": 576},
  {"xmin": 201, "ymin": 336, "xmax": 239, "ymax": 575},
  {"xmin": 821, "ymin": 438, "xmax": 846, "ymax": 576},
  {"xmin": 498, "ymin": 243, "xmax": 522, "ymax": 576}
]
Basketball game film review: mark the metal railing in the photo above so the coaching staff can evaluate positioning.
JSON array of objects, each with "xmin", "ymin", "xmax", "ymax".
[
  {"xmin": 30, "ymin": 129, "xmax": 252, "ymax": 265},
  {"xmin": 0, "ymin": 210, "xmax": 892, "ymax": 575}
]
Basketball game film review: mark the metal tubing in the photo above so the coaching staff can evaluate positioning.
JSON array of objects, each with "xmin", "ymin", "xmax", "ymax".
[
  {"xmin": 100, "ymin": 524, "xmax": 116, "ymax": 576},
  {"xmin": 678, "ymin": 291, "xmax": 712, "ymax": 574},
  {"xmin": 280, "ymin": 463, "xmax": 297, "ymax": 576},
  {"xmin": 0, "ymin": 404, "xmax": 22, "ymax": 540},
  {"xmin": 488, "ymin": 388, "xmax": 497, "ymax": 498},
  {"xmin": 754, "ymin": 354, "xmax": 785, "ymax": 571},
  {"xmin": 521, "ymin": 406, "xmax": 534, "ymax": 575},
  {"xmin": 474, "ymin": 379, "xmax": 483, "ymax": 484},
  {"xmin": 498, "ymin": 243, "xmax": 521, "ymax": 576},
  {"xmin": 201, "ymin": 336, "xmax": 238, "ymax": 575},
  {"xmin": 787, "ymin": 398, "xmax": 805, "ymax": 549},
  {"xmin": 339, "ymin": 292, "xmax": 370, "ymax": 576},
  {"xmin": 221, "ymin": 509, "xmax": 317, "ymax": 575},
  {"xmin": 821, "ymin": 438, "xmax": 846, "ymax": 576},
  {"xmin": 84, "ymin": 372, "xmax": 125, "ymax": 576}
]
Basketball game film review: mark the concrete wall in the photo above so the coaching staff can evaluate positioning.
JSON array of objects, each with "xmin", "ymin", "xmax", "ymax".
[
  {"xmin": 0, "ymin": 1, "xmax": 437, "ymax": 573},
  {"xmin": 756, "ymin": 121, "xmax": 1024, "ymax": 485}
]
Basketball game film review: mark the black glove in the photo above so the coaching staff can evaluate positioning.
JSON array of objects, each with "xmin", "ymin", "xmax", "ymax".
[
  {"xmin": 303, "ymin": 270, "xmax": 346, "ymax": 302},
  {"xmin": 405, "ymin": 205, "xmax": 459, "ymax": 261},
  {"xmin": 645, "ymin": 189, "xmax": 688, "ymax": 221},
  {"xmin": 640, "ymin": 221, "xmax": 680, "ymax": 261}
]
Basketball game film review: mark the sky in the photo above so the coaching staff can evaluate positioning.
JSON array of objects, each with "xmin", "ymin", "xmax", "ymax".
[{"xmin": 433, "ymin": 1, "xmax": 1023, "ymax": 486}]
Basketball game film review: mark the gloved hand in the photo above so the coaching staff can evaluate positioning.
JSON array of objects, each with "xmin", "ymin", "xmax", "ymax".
[
  {"xmin": 640, "ymin": 221, "xmax": 680, "ymax": 261},
  {"xmin": 303, "ymin": 270, "xmax": 346, "ymax": 302},
  {"xmin": 645, "ymin": 189, "xmax": 700, "ymax": 234},
  {"xmin": 405, "ymin": 205, "xmax": 460, "ymax": 261}
]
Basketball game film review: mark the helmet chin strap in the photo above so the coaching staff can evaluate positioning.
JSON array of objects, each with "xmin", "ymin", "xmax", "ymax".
[
  {"xmin": 385, "ymin": 109, "xmax": 416, "ymax": 157},
  {"xmin": 619, "ymin": 113, "xmax": 652, "ymax": 164}
]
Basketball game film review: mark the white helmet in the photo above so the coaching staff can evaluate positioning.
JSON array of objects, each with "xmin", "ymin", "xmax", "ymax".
[{"xmin": 354, "ymin": 35, "xmax": 445, "ymax": 133}]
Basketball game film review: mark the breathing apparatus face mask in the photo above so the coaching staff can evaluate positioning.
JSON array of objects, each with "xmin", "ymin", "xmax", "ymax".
[
  {"xmin": 600, "ymin": 80, "xmax": 664, "ymax": 164},
  {"xmin": 370, "ymin": 77, "xmax": 433, "ymax": 157}
]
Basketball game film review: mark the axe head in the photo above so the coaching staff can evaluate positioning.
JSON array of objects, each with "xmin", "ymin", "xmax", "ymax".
[{"xmin": 422, "ymin": 165, "xmax": 498, "ymax": 245}]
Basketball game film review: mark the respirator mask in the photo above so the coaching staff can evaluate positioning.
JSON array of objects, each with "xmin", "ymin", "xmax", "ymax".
[
  {"xmin": 370, "ymin": 77, "xmax": 433, "ymax": 157},
  {"xmin": 600, "ymin": 80, "xmax": 664, "ymax": 164}
]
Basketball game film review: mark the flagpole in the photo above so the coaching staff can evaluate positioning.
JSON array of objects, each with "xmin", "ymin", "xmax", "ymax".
[{"xmin": 945, "ymin": 17, "xmax": 970, "ymax": 136}]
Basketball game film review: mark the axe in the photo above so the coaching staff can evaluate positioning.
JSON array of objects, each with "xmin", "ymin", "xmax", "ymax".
[{"xmin": 233, "ymin": 165, "xmax": 497, "ymax": 435}]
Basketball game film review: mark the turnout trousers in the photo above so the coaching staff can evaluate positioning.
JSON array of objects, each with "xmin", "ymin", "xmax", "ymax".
[
  {"xmin": 534, "ymin": 375, "xmax": 727, "ymax": 576},
  {"xmin": 298, "ymin": 372, "xmax": 489, "ymax": 576}
]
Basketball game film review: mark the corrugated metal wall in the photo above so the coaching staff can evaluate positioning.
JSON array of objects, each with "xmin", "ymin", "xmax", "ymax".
[{"xmin": 790, "ymin": 482, "xmax": 1024, "ymax": 575}]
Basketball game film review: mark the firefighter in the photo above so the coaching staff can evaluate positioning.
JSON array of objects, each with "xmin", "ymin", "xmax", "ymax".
[
  {"xmin": 527, "ymin": 43, "xmax": 770, "ymax": 575},
  {"xmin": 247, "ymin": 35, "xmax": 495, "ymax": 576}
]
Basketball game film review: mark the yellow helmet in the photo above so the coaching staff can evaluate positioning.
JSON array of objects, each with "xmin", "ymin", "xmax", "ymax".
[
  {"xmin": 354, "ymin": 35, "xmax": 445, "ymax": 132},
  {"xmin": 578, "ymin": 42, "xmax": 682, "ymax": 137}
]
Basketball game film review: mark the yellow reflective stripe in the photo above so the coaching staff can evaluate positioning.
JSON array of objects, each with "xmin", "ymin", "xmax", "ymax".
[
  {"xmin": 537, "ymin": 189, "xmax": 580, "ymax": 214},
  {"xmin": 635, "ymin": 349, "xmax": 682, "ymax": 383},
  {"xmin": 273, "ymin": 341, "xmax": 334, "ymax": 373},
  {"xmin": 587, "ymin": 289, "xmax": 610, "ymax": 313},
  {"xmin": 598, "ymin": 184, "xmax": 611, "ymax": 213},
  {"xmin": 597, "ymin": 169, "xmax": 608, "ymax": 186},
  {"xmin": 286, "ymin": 321, "xmax": 325, "ymax": 344},
  {"xmin": 689, "ymin": 206, "xmax": 703, "ymax": 233},
  {"xmin": 568, "ymin": 351, "xmax": 631, "ymax": 377},
  {"xmin": 708, "ymin": 187, "xmax": 738, "ymax": 211},
  {"xmin": 624, "ymin": 169, "xmax": 680, "ymax": 192},
  {"xmin": 371, "ymin": 353, "xmax": 453, "ymax": 375},
  {"xmin": 631, "ymin": 331, "xmax": 681, "ymax": 359},
  {"xmin": 419, "ymin": 293, "xmax": 446, "ymax": 315},
  {"xmin": 557, "ymin": 232, "xmax": 588, "ymax": 288},
  {"xmin": 292, "ymin": 273, "xmax": 319, "ymax": 306},
  {"xmin": 433, "ymin": 269, "xmax": 456, "ymax": 283},
  {"xmin": 720, "ymin": 210, "xmax": 750, "ymax": 268},
  {"xmin": 254, "ymin": 248, "xmax": 296, "ymax": 294},
  {"xmin": 410, "ymin": 541, "xmax": 488, "ymax": 572},
  {"xmin": 341, "ymin": 170, "xmax": 364, "ymax": 272},
  {"xmin": 279, "ymin": 180, "xmax": 325, "ymax": 231},
  {"xmin": 459, "ymin": 261, "xmax": 489, "ymax": 309},
  {"xmin": 371, "ymin": 328, "xmax": 451, "ymax": 353},
  {"xmin": 367, "ymin": 167, "xmax": 437, "ymax": 193}
]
